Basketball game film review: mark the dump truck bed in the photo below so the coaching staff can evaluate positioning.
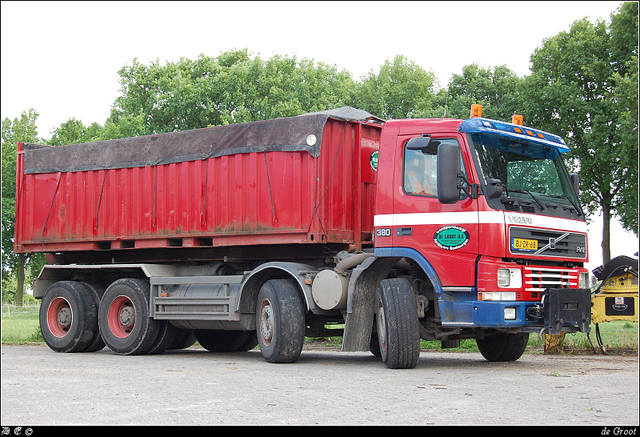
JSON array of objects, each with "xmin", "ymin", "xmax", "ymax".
[{"xmin": 15, "ymin": 108, "xmax": 382, "ymax": 262}]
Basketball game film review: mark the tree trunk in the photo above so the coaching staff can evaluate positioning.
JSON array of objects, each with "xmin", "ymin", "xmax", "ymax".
[
  {"xmin": 16, "ymin": 253, "xmax": 25, "ymax": 306},
  {"xmin": 601, "ymin": 202, "xmax": 611, "ymax": 264}
]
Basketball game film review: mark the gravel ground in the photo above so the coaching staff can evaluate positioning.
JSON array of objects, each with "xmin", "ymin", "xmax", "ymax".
[{"xmin": 1, "ymin": 344, "xmax": 638, "ymax": 426}]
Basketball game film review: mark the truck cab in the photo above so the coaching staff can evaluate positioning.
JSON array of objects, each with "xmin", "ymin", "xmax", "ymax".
[{"xmin": 362, "ymin": 105, "xmax": 591, "ymax": 363}]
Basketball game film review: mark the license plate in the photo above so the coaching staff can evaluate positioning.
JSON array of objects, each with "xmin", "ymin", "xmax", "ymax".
[{"xmin": 512, "ymin": 238, "xmax": 538, "ymax": 251}]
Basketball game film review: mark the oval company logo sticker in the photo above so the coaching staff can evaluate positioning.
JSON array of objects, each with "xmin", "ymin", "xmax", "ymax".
[{"xmin": 434, "ymin": 225, "xmax": 470, "ymax": 250}]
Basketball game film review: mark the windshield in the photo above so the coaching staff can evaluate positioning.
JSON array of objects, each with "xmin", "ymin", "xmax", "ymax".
[{"xmin": 469, "ymin": 132, "xmax": 583, "ymax": 216}]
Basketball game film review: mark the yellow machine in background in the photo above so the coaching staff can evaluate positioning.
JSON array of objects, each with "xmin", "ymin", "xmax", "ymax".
[{"xmin": 589, "ymin": 255, "xmax": 638, "ymax": 353}]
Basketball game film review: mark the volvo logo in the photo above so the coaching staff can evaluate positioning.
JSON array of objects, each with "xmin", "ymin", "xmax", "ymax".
[
  {"xmin": 507, "ymin": 215, "xmax": 533, "ymax": 225},
  {"xmin": 535, "ymin": 232, "xmax": 570, "ymax": 255}
]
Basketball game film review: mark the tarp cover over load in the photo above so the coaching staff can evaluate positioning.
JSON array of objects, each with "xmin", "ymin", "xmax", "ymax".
[{"xmin": 23, "ymin": 107, "xmax": 382, "ymax": 174}]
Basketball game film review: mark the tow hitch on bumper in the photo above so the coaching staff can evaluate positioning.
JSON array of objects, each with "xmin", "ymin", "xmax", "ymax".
[{"xmin": 526, "ymin": 288, "xmax": 591, "ymax": 335}]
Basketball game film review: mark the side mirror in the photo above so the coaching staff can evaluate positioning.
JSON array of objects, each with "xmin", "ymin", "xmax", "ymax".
[
  {"xmin": 485, "ymin": 178, "xmax": 503, "ymax": 198},
  {"xmin": 437, "ymin": 143, "xmax": 461, "ymax": 204},
  {"xmin": 406, "ymin": 135, "xmax": 431, "ymax": 150},
  {"xmin": 570, "ymin": 173, "xmax": 580, "ymax": 196}
]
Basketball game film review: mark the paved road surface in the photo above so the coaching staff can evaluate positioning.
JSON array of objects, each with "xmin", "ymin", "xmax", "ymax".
[{"xmin": 1, "ymin": 344, "xmax": 638, "ymax": 426}]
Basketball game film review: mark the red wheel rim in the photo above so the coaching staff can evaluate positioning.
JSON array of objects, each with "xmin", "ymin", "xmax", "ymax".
[
  {"xmin": 107, "ymin": 295, "xmax": 136, "ymax": 338},
  {"xmin": 47, "ymin": 297, "xmax": 72, "ymax": 338}
]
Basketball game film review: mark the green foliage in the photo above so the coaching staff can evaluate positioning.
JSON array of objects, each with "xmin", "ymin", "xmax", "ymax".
[
  {"xmin": 107, "ymin": 49, "xmax": 356, "ymax": 135},
  {"xmin": 352, "ymin": 54, "xmax": 437, "ymax": 119},
  {"xmin": 48, "ymin": 118, "xmax": 104, "ymax": 146},
  {"xmin": 1, "ymin": 110, "xmax": 47, "ymax": 306},
  {"xmin": 434, "ymin": 64, "xmax": 524, "ymax": 121},
  {"xmin": 522, "ymin": 2, "xmax": 638, "ymax": 261}
]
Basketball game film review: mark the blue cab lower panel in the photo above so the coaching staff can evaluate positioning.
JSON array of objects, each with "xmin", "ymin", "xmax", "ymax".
[{"xmin": 375, "ymin": 247, "xmax": 540, "ymax": 329}]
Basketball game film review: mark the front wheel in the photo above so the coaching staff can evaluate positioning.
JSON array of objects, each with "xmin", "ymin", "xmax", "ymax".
[
  {"xmin": 256, "ymin": 279, "xmax": 305, "ymax": 363},
  {"xmin": 375, "ymin": 278, "xmax": 421, "ymax": 369},
  {"xmin": 476, "ymin": 332, "xmax": 529, "ymax": 362}
]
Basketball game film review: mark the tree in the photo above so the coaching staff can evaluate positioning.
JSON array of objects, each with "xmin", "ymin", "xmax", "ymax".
[
  {"xmin": 48, "ymin": 118, "xmax": 104, "ymax": 146},
  {"xmin": 352, "ymin": 54, "xmax": 437, "ymax": 119},
  {"xmin": 430, "ymin": 64, "xmax": 524, "ymax": 120},
  {"xmin": 522, "ymin": 2, "xmax": 638, "ymax": 263},
  {"xmin": 107, "ymin": 49, "xmax": 356, "ymax": 134},
  {"xmin": 1, "ymin": 110, "xmax": 46, "ymax": 305}
]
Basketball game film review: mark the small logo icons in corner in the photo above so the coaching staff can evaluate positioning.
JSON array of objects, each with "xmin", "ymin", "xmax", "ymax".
[{"xmin": 1, "ymin": 428, "xmax": 33, "ymax": 436}]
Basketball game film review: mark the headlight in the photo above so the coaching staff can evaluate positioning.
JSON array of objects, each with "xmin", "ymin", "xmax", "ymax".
[
  {"xmin": 497, "ymin": 268, "xmax": 522, "ymax": 288},
  {"xmin": 497, "ymin": 269, "xmax": 511, "ymax": 287}
]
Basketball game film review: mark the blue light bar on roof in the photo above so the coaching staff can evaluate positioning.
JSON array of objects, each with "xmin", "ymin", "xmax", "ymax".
[{"xmin": 458, "ymin": 117, "xmax": 570, "ymax": 153}]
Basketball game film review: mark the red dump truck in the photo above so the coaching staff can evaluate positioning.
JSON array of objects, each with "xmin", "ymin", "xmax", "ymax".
[{"xmin": 15, "ymin": 106, "xmax": 592, "ymax": 368}]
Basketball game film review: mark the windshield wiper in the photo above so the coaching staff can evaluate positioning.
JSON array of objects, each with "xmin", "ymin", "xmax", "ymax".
[{"xmin": 508, "ymin": 189, "xmax": 546, "ymax": 211}]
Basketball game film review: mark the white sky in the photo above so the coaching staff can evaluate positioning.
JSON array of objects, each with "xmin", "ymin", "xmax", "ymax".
[{"xmin": 1, "ymin": 0, "xmax": 637, "ymax": 271}]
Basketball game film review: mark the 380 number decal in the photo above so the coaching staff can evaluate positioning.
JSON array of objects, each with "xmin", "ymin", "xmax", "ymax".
[{"xmin": 376, "ymin": 228, "xmax": 392, "ymax": 237}]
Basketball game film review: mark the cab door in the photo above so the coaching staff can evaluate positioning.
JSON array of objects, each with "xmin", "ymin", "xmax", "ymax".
[{"xmin": 391, "ymin": 133, "xmax": 479, "ymax": 287}]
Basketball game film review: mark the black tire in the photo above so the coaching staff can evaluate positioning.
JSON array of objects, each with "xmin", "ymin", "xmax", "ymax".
[
  {"xmin": 256, "ymin": 279, "xmax": 305, "ymax": 363},
  {"xmin": 98, "ymin": 278, "xmax": 161, "ymax": 355},
  {"xmin": 476, "ymin": 332, "xmax": 529, "ymax": 362},
  {"xmin": 146, "ymin": 320, "xmax": 180, "ymax": 355},
  {"xmin": 39, "ymin": 281, "xmax": 99, "ymax": 353},
  {"xmin": 195, "ymin": 330, "xmax": 258, "ymax": 352},
  {"xmin": 168, "ymin": 329, "xmax": 197, "ymax": 350},
  {"xmin": 80, "ymin": 282, "xmax": 106, "ymax": 352},
  {"xmin": 375, "ymin": 278, "xmax": 420, "ymax": 369}
]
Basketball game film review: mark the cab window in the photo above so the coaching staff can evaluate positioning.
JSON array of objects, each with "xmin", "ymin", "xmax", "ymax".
[{"xmin": 403, "ymin": 137, "xmax": 467, "ymax": 198}]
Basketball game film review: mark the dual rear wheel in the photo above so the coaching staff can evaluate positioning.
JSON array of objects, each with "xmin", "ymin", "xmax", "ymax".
[
  {"xmin": 40, "ymin": 278, "xmax": 195, "ymax": 355},
  {"xmin": 39, "ymin": 277, "xmax": 307, "ymax": 362}
]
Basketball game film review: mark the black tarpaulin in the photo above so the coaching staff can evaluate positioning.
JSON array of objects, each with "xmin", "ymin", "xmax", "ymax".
[{"xmin": 23, "ymin": 107, "xmax": 383, "ymax": 174}]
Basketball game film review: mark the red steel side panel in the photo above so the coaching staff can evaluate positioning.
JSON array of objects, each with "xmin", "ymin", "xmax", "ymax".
[{"xmin": 15, "ymin": 119, "xmax": 381, "ymax": 254}]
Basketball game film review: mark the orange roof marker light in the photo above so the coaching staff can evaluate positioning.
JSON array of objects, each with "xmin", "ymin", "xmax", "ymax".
[
  {"xmin": 512, "ymin": 114, "xmax": 523, "ymax": 125},
  {"xmin": 470, "ymin": 104, "xmax": 483, "ymax": 118}
]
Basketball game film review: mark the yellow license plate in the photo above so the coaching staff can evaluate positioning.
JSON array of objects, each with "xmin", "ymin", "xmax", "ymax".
[{"xmin": 513, "ymin": 238, "xmax": 538, "ymax": 251}]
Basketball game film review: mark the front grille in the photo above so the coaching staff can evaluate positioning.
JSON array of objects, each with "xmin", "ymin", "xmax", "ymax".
[
  {"xmin": 509, "ymin": 226, "xmax": 587, "ymax": 259},
  {"xmin": 524, "ymin": 267, "xmax": 578, "ymax": 292}
]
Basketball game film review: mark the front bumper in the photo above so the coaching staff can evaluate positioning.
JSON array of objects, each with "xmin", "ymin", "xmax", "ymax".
[{"xmin": 448, "ymin": 288, "xmax": 592, "ymax": 335}]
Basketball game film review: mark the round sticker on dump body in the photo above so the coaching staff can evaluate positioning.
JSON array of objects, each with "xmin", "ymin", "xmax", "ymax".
[{"xmin": 434, "ymin": 225, "xmax": 470, "ymax": 250}]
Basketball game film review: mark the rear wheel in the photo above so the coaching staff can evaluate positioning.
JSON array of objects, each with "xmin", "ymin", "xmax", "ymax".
[
  {"xmin": 256, "ymin": 279, "xmax": 305, "ymax": 363},
  {"xmin": 195, "ymin": 330, "xmax": 258, "ymax": 352},
  {"xmin": 375, "ymin": 278, "xmax": 420, "ymax": 369},
  {"xmin": 146, "ymin": 319, "xmax": 181, "ymax": 355},
  {"xmin": 98, "ymin": 278, "xmax": 161, "ymax": 355},
  {"xmin": 476, "ymin": 332, "xmax": 529, "ymax": 362},
  {"xmin": 80, "ymin": 282, "xmax": 106, "ymax": 352},
  {"xmin": 39, "ymin": 281, "xmax": 99, "ymax": 353},
  {"xmin": 168, "ymin": 329, "xmax": 197, "ymax": 350}
]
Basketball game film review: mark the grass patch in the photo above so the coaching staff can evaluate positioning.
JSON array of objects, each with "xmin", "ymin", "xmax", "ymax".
[{"xmin": 1, "ymin": 303, "xmax": 43, "ymax": 344}]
